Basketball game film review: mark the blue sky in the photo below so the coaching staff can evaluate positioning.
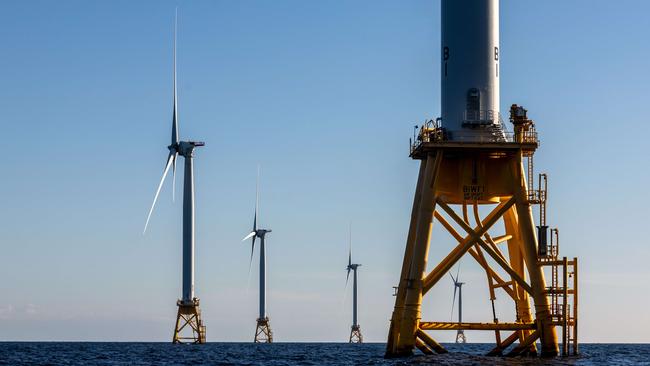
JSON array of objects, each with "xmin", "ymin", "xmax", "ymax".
[{"xmin": 0, "ymin": 0, "xmax": 649, "ymax": 342}]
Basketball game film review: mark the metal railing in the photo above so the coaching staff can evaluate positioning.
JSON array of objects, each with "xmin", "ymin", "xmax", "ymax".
[
  {"xmin": 462, "ymin": 110, "xmax": 505, "ymax": 127},
  {"xmin": 410, "ymin": 122, "xmax": 538, "ymax": 154},
  {"xmin": 451, "ymin": 130, "xmax": 509, "ymax": 142},
  {"xmin": 511, "ymin": 129, "xmax": 538, "ymax": 145}
]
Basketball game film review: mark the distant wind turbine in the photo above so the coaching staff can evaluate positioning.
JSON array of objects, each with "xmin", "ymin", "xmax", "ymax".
[
  {"xmin": 346, "ymin": 225, "xmax": 363, "ymax": 343},
  {"xmin": 242, "ymin": 167, "xmax": 274, "ymax": 343},
  {"xmin": 450, "ymin": 267, "xmax": 466, "ymax": 344}
]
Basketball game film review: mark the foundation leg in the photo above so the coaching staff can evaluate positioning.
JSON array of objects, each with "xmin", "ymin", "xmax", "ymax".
[
  {"xmin": 512, "ymin": 156, "xmax": 558, "ymax": 356},
  {"xmin": 386, "ymin": 161, "xmax": 427, "ymax": 355},
  {"xmin": 392, "ymin": 153, "xmax": 442, "ymax": 356},
  {"xmin": 503, "ymin": 206, "xmax": 536, "ymax": 354}
]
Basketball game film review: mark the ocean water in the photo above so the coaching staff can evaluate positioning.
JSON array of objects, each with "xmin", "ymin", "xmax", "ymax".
[{"xmin": 0, "ymin": 343, "xmax": 648, "ymax": 365}]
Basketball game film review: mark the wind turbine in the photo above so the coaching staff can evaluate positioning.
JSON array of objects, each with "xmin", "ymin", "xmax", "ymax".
[
  {"xmin": 346, "ymin": 225, "xmax": 363, "ymax": 343},
  {"xmin": 242, "ymin": 168, "xmax": 273, "ymax": 343},
  {"xmin": 450, "ymin": 268, "xmax": 466, "ymax": 344},
  {"xmin": 143, "ymin": 11, "xmax": 206, "ymax": 344}
]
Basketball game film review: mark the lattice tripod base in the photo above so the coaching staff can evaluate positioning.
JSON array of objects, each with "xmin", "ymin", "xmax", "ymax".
[
  {"xmin": 173, "ymin": 298, "xmax": 206, "ymax": 344},
  {"xmin": 456, "ymin": 330, "xmax": 466, "ymax": 344},
  {"xmin": 386, "ymin": 144, "xmax": 564, "ymax": 358},
  {"xmin": 254, "ymin": 317, "xmax": 273, "ymax": 343},
  {"xmin": 349, "ymin": 325, "xmax": 363, "ymax": 343}
]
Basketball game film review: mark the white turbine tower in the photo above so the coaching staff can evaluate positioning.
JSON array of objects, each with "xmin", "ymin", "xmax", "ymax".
[
  {"xmin": 242, "ymin": 168, "xmax": 273, "ymax": 343},
  {"xmin": 143, "ymin": 11, "xmax": 206, "ymax": 344},
  {"xmin": 346, "ymin": 225, "xmax": 363, "ymax": 343}
]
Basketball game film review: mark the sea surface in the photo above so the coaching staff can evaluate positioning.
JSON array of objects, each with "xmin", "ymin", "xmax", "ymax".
[{"xmin": 0, "ymin": 343, "xmax": 647, "ymax": 366}]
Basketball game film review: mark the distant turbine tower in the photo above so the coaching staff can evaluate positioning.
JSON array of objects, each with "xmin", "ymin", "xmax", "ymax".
[
  {"xmin": 143, "ymin": 10, "xmax": 206, "ymax": 344},
  {"xmin": 450, "ymin": 269, "xmax": 466, "ymax": 344},
  {"xmin": 346, "ymin": 225, "xmax": 363, "ymax": 343},
  {"xmin": 242, "ymin": 168, "xmax": 273, "ymax": 343}
]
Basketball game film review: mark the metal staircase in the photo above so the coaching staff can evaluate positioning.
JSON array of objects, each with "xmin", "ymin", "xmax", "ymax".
[{"xmin": 531, "ymin": 172, "xmax": 578, "ymax": 356}]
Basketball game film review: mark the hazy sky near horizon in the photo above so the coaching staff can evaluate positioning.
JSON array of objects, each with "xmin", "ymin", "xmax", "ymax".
[{"xmin": 1, "ymin": 0, "xmax": 649, "ymax": 343}]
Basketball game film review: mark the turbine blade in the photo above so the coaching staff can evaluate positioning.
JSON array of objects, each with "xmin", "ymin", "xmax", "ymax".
[
  {"xmin": 346, "ymin": 268, "xmax": 351, "ymax": 287},
  {"xmin": 451, "ymin": 284, "xmax": 458, "ymax": 321},
  {"xmin": 248, "ymin": 236, "xmax": 257, "ymax": 274},
  {"xmin": 242, "ymin": 231, "xmax": 255, "ymax": 242},
  {"xmin": 449, "ymin": 263, "xmax": 461, "ymax": 284},
  {"xmin": 245, "ymin": 235, "xmax": 257, "ymax": 293},
  {"xmin": 254, "ymin": 165, "xmax": 260, "ymax": 231},
  {"xmin": 344, "ymin": 267, "xmax": 351, "ymax": 303},
  {"xmin": 143, "ymin": 152, "xmax": 175, "ymax": 234},
  {"xmin": 171, "ymin": 153, "xmax": 177, "ymax": 202},
  {"xmin": 171, "ymin": 9, "xmax": 179, "ymax": 147},
  {"xmin": 348, "ymin": 222, "xmax": 352, "ymax": 267},
  {"xmin": 341, "ymin": 267, "xmax": 350, "ymax": 308}
]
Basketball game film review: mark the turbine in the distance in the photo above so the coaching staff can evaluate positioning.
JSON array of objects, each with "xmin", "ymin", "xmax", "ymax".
[
  {"xmin": 450, "ymin": 268, "xmax": 466, "ymax": 344},
  {"xmin": 242, "ymin": 168, "xmax": 273, "ymax": 343},
  {"xmin": 346, "ymin": 225, "xmax": 363, "ymax": 343},
  {"xmin": 143, "ymin": 11, "xmax": 206, "ymax": 344}
]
